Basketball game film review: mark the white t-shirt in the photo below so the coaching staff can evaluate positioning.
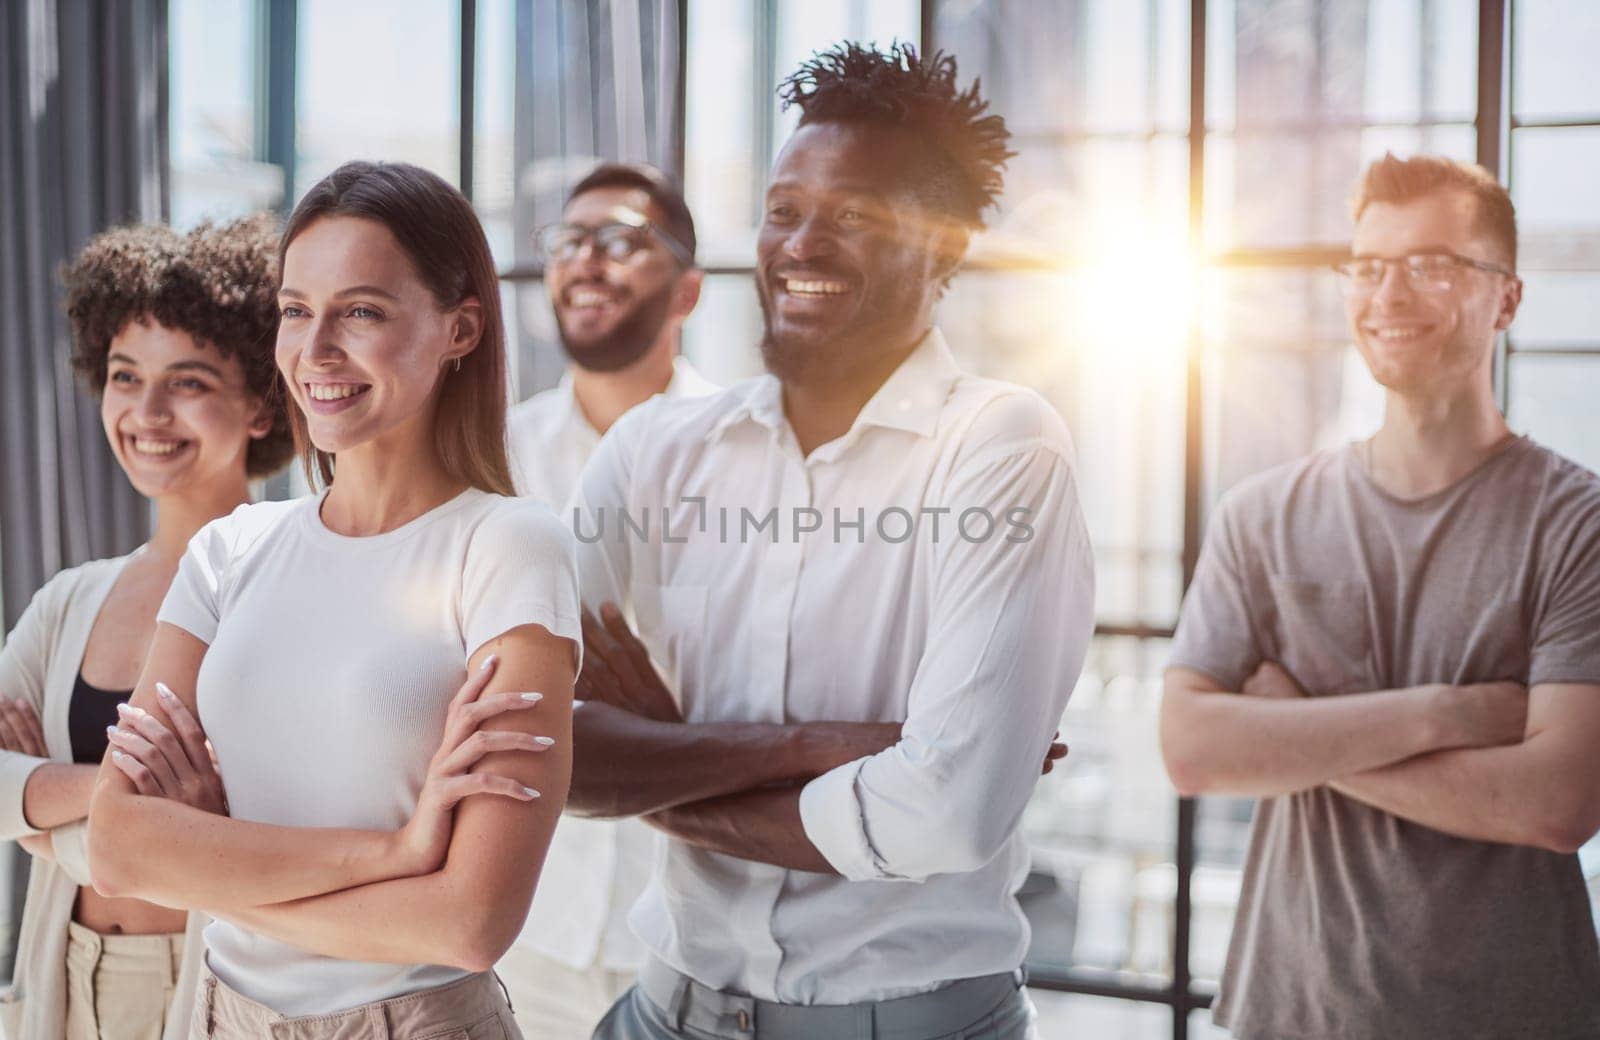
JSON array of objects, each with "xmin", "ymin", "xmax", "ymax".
[{"xmin": 157, "ymin": 488, "xmax": 581, "ymax": 1016}]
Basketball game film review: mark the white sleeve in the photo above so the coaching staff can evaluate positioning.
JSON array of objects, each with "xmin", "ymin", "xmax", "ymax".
[
  {"xmin": 48, "ymin": 820, "xmax": 93, "ymax": 885},
  {"xmin": 461, "ymin": 500, "xmax": 583, "ymax": 665},
  {"xmin": 156, "ymin": 517, "xmax": 234, "ymax": 646},
  {"xmin": 799, "ymin": 397, "xmax": 1096, "ymax": 882}
]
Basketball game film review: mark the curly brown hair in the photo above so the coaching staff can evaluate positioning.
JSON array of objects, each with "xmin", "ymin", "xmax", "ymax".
[{"xmin": 63, "ymin": 214, "xmax": 292, "ymax": 477}]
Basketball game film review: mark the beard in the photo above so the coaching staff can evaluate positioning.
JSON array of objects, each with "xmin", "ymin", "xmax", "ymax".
[
  {"xmin": 757, "ymin": 271, "xmax": 919, "ymax": 385},
  {"xmin": 556, "ymin": 280, "xmax": 676, "ymax": 373}
]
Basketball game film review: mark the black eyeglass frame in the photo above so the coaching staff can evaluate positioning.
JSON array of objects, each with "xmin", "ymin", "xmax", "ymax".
[{"xmin": 534, "ymin": 220, "xmax": 694, "ymax": 269}]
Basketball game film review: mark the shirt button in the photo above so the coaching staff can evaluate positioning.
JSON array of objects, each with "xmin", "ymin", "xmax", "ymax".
[{"xmin": 737, "ymin": 1008, "xmax": 750, "ymax": 1030}]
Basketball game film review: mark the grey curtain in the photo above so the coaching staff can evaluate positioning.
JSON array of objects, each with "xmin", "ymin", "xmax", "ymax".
[{"xmin": 0, "ymin": 0, "xmax": 168, "ymax": 978}]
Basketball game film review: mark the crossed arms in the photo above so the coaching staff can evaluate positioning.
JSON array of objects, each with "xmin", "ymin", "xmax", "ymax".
[
  {"xmin": 86, "ymin": 619, "xmax": 576, "ymax": 971},
  {"xmin": 1161, "ymin": 664, "xmax": 1600, "ymax": 854}
]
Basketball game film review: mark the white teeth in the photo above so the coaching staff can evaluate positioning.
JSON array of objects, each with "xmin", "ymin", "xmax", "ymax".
[
  {"xmin": 1370, "ymin": 328, "xmax": 1428, "ymax": 341},
  {"xmin": 131, "ymin": 437, "xmax": 184, "ymax": 456},
  {"xmin": 784, "ymin": 278, "xmax": 850, "ymax": 296},
  {"xmin": 569, "ymin": 290, "xmax": 614, "ymax": 307},
  {"xmin": 307, "ymin": 383, "xmax": 366, "ymax": 401}
]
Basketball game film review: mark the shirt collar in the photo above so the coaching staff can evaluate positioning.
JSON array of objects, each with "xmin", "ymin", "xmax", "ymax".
[
  {"xmin": 709, "ymin": 327, "xmax": 960, "ymax": 448},
  {"xmin": 559, "ymin": 355, "xmax": 716, "ymax": 439}
]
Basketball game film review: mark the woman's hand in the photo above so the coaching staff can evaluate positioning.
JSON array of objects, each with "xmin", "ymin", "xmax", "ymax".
[
  {"xmin": 395, "ymin": 655, "xmax": 556, "ymax": 876},
  {"xmin": 0, "ymin": 697, "xmax": 48, "ymax": 757},
  {"xmin": 107, "ymin": 682, "xmax": 228, "ymax": 815}
]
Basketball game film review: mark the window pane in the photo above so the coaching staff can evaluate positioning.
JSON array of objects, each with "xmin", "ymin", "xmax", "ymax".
[
  {"xmin": 1193, "ymin": 797, "xmax": 1251, "ymax": 986},
  {"xmin": 1507, "ymin": 355, "xmax": 1600, "ymax": 475},
  {"xmin": 1515, "ymin": 272, "xmax": 1600, "ymax": 348},
  {"xmin": 1024, "ymin": 636, "xmax": 1173, "ymax": 982},
  {"xmin": 680, "ymin": 273, "xmax": 765, "ymax": 387},
  {"xmin": 1203, "ymin": 269, "xmax": 1382, "ymax": 502},
  {"xmin": 1206, "ymin": 0, "xmax": 1476, "ymax": 132},
  {"xmin": 1512, "ymin": 128, "xmax": 1600, "ymax": 260},
  {"xmin": 685, "ymin": 0, "xmax": 759, "ymax": 265},
  {"xmin": 474, "ymin": 0, "xmax": 518, "ymax": 268},
  {"xmin": 295, "ymin": 0, "xmax": 461, "ymax": 200},
  {"xmin": 1190, "ymin": 1008, "xmax": 1236, "ymax": 1039},
  {"xmin": 937, "ymin": 0, "xmax": 1189, "ymax": 137},
  {"xmin": 1031, "ymin": 990, "xmax": 1172, "ymax": 1038},
  {"xmin": 1204, "ymin": 124, "xmax": 1475, "ymax": 252},
  {"xmin": 1514, "ymin": 0, "xmax": 1600, "ymax": 121},
  {"xmin": 938, "ymin": 270, "xmax": 1185, "ymax": 627},
  {"xmin": 170, "ymin": 0, "xmax": 280, "ymax": 226}
]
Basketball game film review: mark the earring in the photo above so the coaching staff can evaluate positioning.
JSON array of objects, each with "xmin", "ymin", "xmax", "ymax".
[{"xmin": 453, "ymin": 357, "xmax": 462, "ymax": 373}]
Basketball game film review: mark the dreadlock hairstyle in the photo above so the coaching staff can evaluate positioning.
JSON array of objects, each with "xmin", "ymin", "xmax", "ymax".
[{"xmin": 777, "ymin": 41, "xmax": 1015, "ymax": 230}]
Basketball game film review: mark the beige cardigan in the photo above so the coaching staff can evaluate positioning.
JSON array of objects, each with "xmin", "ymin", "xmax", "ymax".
[{"xmin": 0, "ymin": 555, "xmax": 205, "ymax": 1040}]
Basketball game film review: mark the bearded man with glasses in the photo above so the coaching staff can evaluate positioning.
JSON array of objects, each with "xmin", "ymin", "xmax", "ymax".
[
  {"xmin": 500, "ymin": 163, "xmax": 717, "ymax": 1039},
  {"xmin": 1162, "ymin": 153, "xmax": 1600, "ymax": 1038}
]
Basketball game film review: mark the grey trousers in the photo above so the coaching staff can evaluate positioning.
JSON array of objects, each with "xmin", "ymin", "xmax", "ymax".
[{"xmin": 591, "ymin": 960, "xmax": 1037, "ymax": 1040}]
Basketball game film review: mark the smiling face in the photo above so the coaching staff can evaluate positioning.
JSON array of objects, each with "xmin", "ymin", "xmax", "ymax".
[
  {"xmin": 547, "ymin": 186, "xmax": 687, "ymax": 373},
  {"xmin": 101, "ymin": 320, "xmax": 269, "ymax": 499},
  {"xmin": 276, "ymin": 216, "xmax": 478, "ymax": 457},
  {"xmin": 757, "ymin": 122, "xmax": 961, "ymax": 385},
  {"xmin": 1347, "ymin": 189, "xmax": 1521, "ymax": 400}
]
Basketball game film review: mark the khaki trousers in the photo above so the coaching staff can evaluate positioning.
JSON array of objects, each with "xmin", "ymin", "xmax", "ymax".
[
  {"xmin": 496, "ymin": 942, "xmax": 634, "ymax": 1040},
  {"xmin": 190, "ymin": 967, "xmax": 522, "ymax": 1039},
  {"xmin": 64, "ymin": 920, "xmax": 186, "ymax": 1040}
]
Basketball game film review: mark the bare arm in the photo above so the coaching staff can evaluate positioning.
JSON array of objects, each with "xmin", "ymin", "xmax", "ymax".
[
  {"xmin": 88, "ymin": 624, "xmax": 432, "ymax": 907},
  {"xmin": 647, "ymin": 787, "xmax": 835, "ymax": 873},
  {"xmin": 570, "ymin": 702, "xmax": 897, "ymax": 818},
  {"xmin": 1330, "ymin": 682, "xmax": 1600, "ymax": 852},
  {"xmin": 1159, "ymin": 666, "xmax": 1526, "ymax": 797},
  {"xmin": 21, "ymin": 764, "xmax": 100, "ymax": 830},
  {"xmin": 204, "ymin": 623, "xmax": 576, "ymax": 971}
]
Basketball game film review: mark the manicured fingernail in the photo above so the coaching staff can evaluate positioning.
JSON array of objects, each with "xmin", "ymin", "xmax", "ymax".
[
  {"xmin": 115, "ymin": 703, "xmax": 134, "ymax": 717},
  {"xmin": 106, "ymin": 725, "xmax": 119, "ymax": 738},
  {"xmin": 111, "ymin": 750, "xmax": 123, "ymax": 760},
  {"xmin": 523, "ymin": 787, "xmax": 540, "ymax": 798},
  {"xmin": 481, "ymin": 655, "xmax": 499, "ymax": 671},
  {"xmin": 520, "ymin": 692, "xmax": 543, "ymax": 702},
  {"xmin": 533, "ymin": 736, "xmax": 556, "ymax": 746},
  {"xmin": 156, "ymin": 682, "xmax": 174, "ymax": 700}
]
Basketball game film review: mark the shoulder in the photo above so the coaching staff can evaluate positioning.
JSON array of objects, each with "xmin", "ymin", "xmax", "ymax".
[
  {"xmin": 1216, "ymin": 449, "xmax": 1344, "ymax": 521},
  {"xmin": 192, "ymin": 497, "xmax": 306, "ymax": 560},
  {"xmin": 463, "ymin": 493, "xmax": 575, "ymax": 563},
  {"xmin": 1517, "ymin": 440, "xmax": 1600, "ymax": 550},
  {"xmin": 607, "ymin": 377, "xmax": 768, "ymax": 453},
  {"xmin": 507, "ymin": 386, "xmax": 569, "ymax": 441},
  {"xmin": 20, "ymin": 554, "xmax": 129, "ymax": 628},
  {"xmin": 944, "ymin": 376, "xmax": 1075, "ymax": 467}
]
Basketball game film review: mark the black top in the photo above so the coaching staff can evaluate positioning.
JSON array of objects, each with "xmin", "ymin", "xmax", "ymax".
[{"xmin": 68, "ymin": 671, "xmax": 132, "ymax": 764}]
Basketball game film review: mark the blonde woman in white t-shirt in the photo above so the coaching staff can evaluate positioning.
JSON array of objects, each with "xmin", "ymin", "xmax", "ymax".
[{"xmin": 86, "ymin": 161, "xmax": 580, "ymax": 1038}]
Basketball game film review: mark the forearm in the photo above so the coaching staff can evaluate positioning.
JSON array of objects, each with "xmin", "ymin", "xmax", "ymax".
[
  {"xmin": 213, "ymin": 870, "xmax": 499, "ymax": 971},
  {"xmin": 88, "ymin": 789, "xmax": 410, "ymax": 908},
  {"xmin": 21, "ymin": 764, "xmax": 99, "ymax": 830},
  {"xmin": 1331, "ymin": 744, "xmax": 1579, "ymax": 851},
  {"xmin": 570, "ymin": 702, "xmax": 890, "ymax": 817},
  {"xmin": 648, "ymin": 787, "xmax": 836, "ymax": 874},
  {"xmin": 1161, "ymin": 675, "xmax": 1456, "ymax": 797}
]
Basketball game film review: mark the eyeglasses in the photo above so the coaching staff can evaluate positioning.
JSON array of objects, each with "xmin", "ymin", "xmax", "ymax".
[
  {"xmin": 534, "ymin": 221, "xmax": 692, "ymax": 267},
  {"xmin": 1331, "ymin": 250, "xmax": 1514, "ymax": 296}
]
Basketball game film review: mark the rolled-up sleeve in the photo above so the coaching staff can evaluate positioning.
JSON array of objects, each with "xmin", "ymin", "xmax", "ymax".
[{"xmin": 801, "ymin": 395, "xmax": 1096, "ymax": 882}]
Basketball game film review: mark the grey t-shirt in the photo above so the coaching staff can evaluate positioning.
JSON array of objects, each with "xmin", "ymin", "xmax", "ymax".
[{"xmin": 1171, "ymin": 436, "xmax": 1600, "ymax": 1040}]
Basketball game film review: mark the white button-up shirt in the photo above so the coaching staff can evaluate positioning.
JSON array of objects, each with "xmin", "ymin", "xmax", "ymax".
[
  {"xmin": 570, "ymin": 328, "xmax": 1095, "ymax": 1004},
  {"xmin": 507, "ymin": 355, "xmax": 717, "ymax": 971}
]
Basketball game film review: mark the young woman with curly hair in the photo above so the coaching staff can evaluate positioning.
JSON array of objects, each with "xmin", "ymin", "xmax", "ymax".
[
  {"xmin": 0, "ymin": 214, "xmax": 291, "ymax": 1040},
  {"xmin": 86, "ymin": 162, "xmax": 579, "ymax": 1038}
]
